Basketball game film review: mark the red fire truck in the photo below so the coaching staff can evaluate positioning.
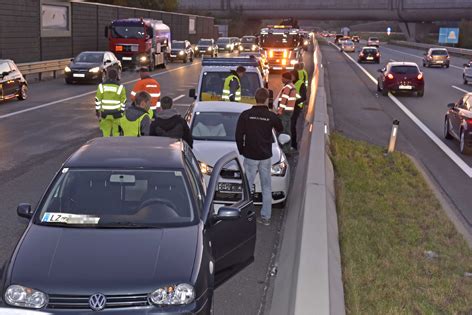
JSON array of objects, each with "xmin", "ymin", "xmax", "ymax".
[
  {"xmin": 259, "ymin": 25, "xmax": 302, "ymax": 72},
  {"xmin": 105, "ymin": 18, "xmax": 171, "ymax": 70}
]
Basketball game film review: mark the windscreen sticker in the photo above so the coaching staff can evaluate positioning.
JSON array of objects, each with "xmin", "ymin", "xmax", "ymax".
[{"xmin": 41, "ymin": 212, "xmax": 100, "ymax": 224}]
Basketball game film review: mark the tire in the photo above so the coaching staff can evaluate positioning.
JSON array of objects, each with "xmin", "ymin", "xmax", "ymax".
[
  {"xmin": 446, "ymin": 64, "xmax": 450, "ymax": 68},
  {"xmin": 417, "ymin": 89, "xmax": 424, "ymax": 97},
  {"xmin": 65, "ymin": 78, "xmax": 73, "ymax": 85},
  {"xmin": 190, "ymin": 53, "xmax": 194, "ymax": 62},
  {"xmin": 422, "ymin": 62, "xmax": 426, "ymax": 67},
  {"xmin": 464, "ymin": 77, "xmax": 468, "ymax": 85},
  {"xmin": 444, "ymin": 117, "xmax": 453, "ymax": 140},
  {"xmin": 460, "ymin": 129, "xmax": 472, "ymax": 155},
  {"xmin": 183, "ymin": 55, "xmax": 188, "ymax": 63},
  {"xmin": 17, "ymin": 84, "xmax": 28, "ymax": 100}
]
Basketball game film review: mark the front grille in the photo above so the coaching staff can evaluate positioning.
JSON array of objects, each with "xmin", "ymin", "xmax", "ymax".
[
  {"xmin": 117, "ymin": 44, "xmax": 139, "ymax": 52},
  {"xmin": 48, "ymin": 294, "xmax": 149, "ymax": 310}
]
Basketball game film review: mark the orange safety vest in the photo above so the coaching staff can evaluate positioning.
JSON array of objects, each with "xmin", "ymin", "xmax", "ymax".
[
  {"xmin": 130, "ymin": 77, "xmax": 161, "ymax": 110},
  {"xmin": 278, "ymin": 83, "xmax": 297, "ymax": 111}
]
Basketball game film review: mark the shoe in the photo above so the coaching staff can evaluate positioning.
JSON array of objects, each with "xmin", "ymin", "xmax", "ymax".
[{"xmin": 257, "ymin": 217, "xmax": 271, "ymax": 226}]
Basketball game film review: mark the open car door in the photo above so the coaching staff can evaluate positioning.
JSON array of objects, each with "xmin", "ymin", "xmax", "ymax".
[{"xmin": 202, "ymin": 152, "xmax": 256, "ymax": 287}]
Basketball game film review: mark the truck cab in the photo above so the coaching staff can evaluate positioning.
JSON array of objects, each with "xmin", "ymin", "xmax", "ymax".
[
  {"xmin": 106, "ymin": 18, "xmax": 171, "ymax": 71},
  {"xmin": 188, "ymin": 57, "xmax": 268, "ymax": 106}
]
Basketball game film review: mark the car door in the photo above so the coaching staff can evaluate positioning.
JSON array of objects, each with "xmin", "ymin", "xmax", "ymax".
[
  {"xmin": 459, "ymin": 95, "xmax": 472, "ymax": 131},
  {"xmin": 450, "ymin": 95, "xmax": 467, "ymax": 136},
  {"xmin": 203, "ymin": 152, "xmax": 256, "ymax": 286}
]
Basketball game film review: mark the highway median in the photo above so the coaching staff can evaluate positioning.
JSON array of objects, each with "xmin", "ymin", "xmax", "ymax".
[{"xmin": 330, "ymin": 133, "xmax": 472, "ymax": 314}]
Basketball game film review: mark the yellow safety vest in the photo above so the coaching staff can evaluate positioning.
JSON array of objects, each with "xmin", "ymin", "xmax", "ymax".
[
  {"xmin": 222, "ymin": 74, "xmax": 241, "ymax": 101},
  {"xmin": 120, "ymin": 112, "xmax": 150, "ymax": 137}
]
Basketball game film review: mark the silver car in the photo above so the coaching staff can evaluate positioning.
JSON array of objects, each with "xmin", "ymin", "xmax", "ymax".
[
  {"xmin": 341, "ymin": 40, "xmax": 356, "ymax": 53},
  {"xmin": 463, "ymin": 61, "xmax": 472, "ymax": 84},
  {"xmin": 367, "ymin": 37, "xmax": 380, "ymax": 47}
]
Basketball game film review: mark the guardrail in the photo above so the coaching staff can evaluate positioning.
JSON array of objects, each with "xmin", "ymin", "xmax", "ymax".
[
  {"xmin": 17, "ymin": 59, "xmax": 70, "ymax": 81},
  {"xmin": 269, "ymin": 39, "xmax": 345, "ymax": 314},
  {"xmin": 389, "ymin": 40, "xmax": 472, "ymax": 58}
]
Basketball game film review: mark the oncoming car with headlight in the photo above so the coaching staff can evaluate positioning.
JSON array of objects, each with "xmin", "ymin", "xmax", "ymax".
[
  {"xmin": 169, "ymin": 40, "xmax": 194, "ymax": 63},
  {"xmin": 185, "ymin": 101, "xmax": 291, "ymax": 206},
  {"xmin": 64, "ymin": 51, "xmax": 122, "ymax": 84},
  {"xmin": 0, "ymin": 137, "xmax": 256, "ymax": 314}
]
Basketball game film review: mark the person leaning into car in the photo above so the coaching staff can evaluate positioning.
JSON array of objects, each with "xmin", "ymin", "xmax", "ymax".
[{"xmin": 236, "ymin": 88, "xmax": 283, "ymax": 226}]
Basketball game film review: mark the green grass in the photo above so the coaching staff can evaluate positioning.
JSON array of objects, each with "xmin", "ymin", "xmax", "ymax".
[{"xmin": 330, "ymin": 133, "xmax": 472, "ymax": 315}]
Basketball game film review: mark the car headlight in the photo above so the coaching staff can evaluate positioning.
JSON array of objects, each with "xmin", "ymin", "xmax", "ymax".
[
  {"xmin": 239, "ymin": 46, "xmax": 244, "ymax": 51},
  {"xmin": 149, "ymin": 284, "xmax": 195, "ymax": 305},
  {"xmin": 64, "ymin": 66, "xmax": 71, "ymax": 73},
  {"xmin": 271, "ymin": 155, "xmax": 288, "ymax": 176},
  {"xmin": 304, "ymin": 40, "xmax": 309, "ymax": 45},
  {"xmin": 89, "ymin": 67, "xmax": 100, "ymax": 73},
  {"xmin": 199, "ymin": 161, "xmax": 213, "ymax": 175},
  {"xmin": 139, "ymin": 55, "xmax": 147, "ymax": 62},
  {"xmin": 226, "ymin": 44, "xmax": 231, "ymax": 48},
  {"xmin": 4, "ymin": 285, "xmax": 48, "ymax": 309},
  {"xmin": 195, "ymin": 46, "xmax": 199, "ymax": 51},
  {"xmin": 252, "ymin": 45, "xmax": 257, "ymax": 51},
  {"xmin": 179, "ymin": 50, "xmax": 185, "ymax": 55},
  {"xmin": 208, "ymin": 46, "xmax": 212, "ymax": 51},
  {"xmin": 290, "ymin": 59, "xmax": 298, "ymax": 65}
]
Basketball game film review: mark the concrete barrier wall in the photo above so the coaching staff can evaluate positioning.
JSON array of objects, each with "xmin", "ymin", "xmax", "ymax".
[
  {"xmin": 389, "ymin": 40, "xmax": 472, "ymax": 57},
  {"xmin": 268, "ymin": 39, "xmax": 345, "ymax": 315},
  {"xmin": 0, "ymin": 0, "xmax": 216, "ymax": 63}
]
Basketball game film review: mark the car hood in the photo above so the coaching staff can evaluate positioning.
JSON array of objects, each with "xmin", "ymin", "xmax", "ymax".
[
  {"xmin": 10, "ymin": 224, "xmax": 199, "ymax": 295},
  {"xmin": 464, "ymin": 68, "xmax": 472, "ymax": 75},
  {"xmin": 71, "ymin": 62, "xmax": 101, "ymax": 70},
  {"xmin": 192, "ymin": 140, "xmax": 282, "ymax": 167}
]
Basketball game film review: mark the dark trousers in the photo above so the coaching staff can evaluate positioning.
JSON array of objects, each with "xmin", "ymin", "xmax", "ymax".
[{"xmin": 290, "ymin": 106, "xmax": 302, "ymax": 149}]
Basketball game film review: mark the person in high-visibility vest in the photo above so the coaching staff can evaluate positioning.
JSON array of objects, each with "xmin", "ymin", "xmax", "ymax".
[
  {"xmin": 95, "ymin": 69, "xmax": 126, "ymax": 137},
  {"xmin": 120, "ymin": 91, "xmax": 152, "ymax": 137},
  {"xmin": 295, "ymin": 62, "xmax": 309, "ymax": 88},
  {"xmin": 130, "ymin": 67, "xmax": 161, "ymax": 118},
  {"xmin": 222, "ymin": 66, "xmax": 246, "ymax": 102},
  {"xmin": 291, "ymin": 70, "xmax": 307, "ymax": 150}
]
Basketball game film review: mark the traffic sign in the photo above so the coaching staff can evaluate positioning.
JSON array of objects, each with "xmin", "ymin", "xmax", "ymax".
[
  {"xmin": 387, "ymin": 27, "xmax": 391, "ymax": 36},
  {"xmin": 438, "ymin": 27, "xmax": 459, "ymax": 44}
]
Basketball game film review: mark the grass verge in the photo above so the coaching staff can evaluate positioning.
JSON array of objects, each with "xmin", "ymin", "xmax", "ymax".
[{"xmin": 330, "ymin": 133, "xmax": 472, "ymax": 314}]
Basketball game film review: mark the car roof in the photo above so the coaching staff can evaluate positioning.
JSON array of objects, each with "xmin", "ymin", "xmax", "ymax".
[
  {"xmin": 388, "ymin": 61, "xmax": 418, "ymax": 67},
  {"xmin": 64, "ymin": 137, "xmax": 185, "ymax": 169},
  {"xmin": 193, "ymin": 101, "xmax": 252, "ymax": 113},
  {"xmin": 430, "ymin": 48, "xmax": 448, "ymax": 51},
  {"xmin": 0, "ymin": 59, "xmax": 13, "ymax": 63}
]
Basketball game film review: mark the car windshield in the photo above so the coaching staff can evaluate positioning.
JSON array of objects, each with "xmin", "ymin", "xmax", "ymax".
[
  {"xmin": 173, "ymin": 42, "xmax": 185, "ymax": 49},
  {"xmin": 0, "ymin": 61, "xmax": 10, "ymax": 74},
  {"xmin": 191, "ymin": 112, "xmax": 240, "ymax": 141},
  {"xmin": 199, "ymin": 71, "xmax": 260, "ymax": 104},
  {"xmin": 36, "ymin": 169, "xmax": 195, "ymax": 228},
  {"xmin": 111, "ymin": 25, "xmax": 145, "ymax": 39},
  {"xmin": 431, "ymin": 50, "xmax": 448, "ymax": 56},
  {"xmin": 390, "ymin": 66, "xmax": 419, "ymax": 74},
  {"xmin": 198, "ymin": 39, "xmax": 212, "ymax": 45},
  {"xmin": 242, "ymin": 37, "xmax": 255, "ymax": 43},
  {"xmin": 344, "ymin": 41, "xmax": 354, "ymax": 45},
  {"xmin": 217, "ymin": 38, "xmax": 230, "ymax": 44},
  {"xmin": 260, "ymin": 33, "xmax": 297, "ymax": 48},
  {"xmin": 75, "ymin": 53, "xmax": 104, "ymax": 63}
]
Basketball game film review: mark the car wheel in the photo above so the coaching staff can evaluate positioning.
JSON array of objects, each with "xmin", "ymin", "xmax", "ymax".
[
  {"xmin": 190, "ymin": 54, "xmax": 194, "ymax": 62},
  {"xmin": 183, "ymin": 56, "xmax": 188, "ymax": 63},
  {"xmin": 17, "ymin": 84, "xmax": 28, "ymax": 100},
  {"xmin": 422, "ymin": 61, "xmax": 426, "ymax": 67},
  {"xmin": 444, "ymin": 118, "xmax": 453, "ymax": 140},
  {"xmin": 446, "ymin": 64, "xmax": 450, "ymax": 68},
  {"xmin": 417, "ymin": 89, "xmax": 424, "ymax": 97},
  {"xmin": 65, "ymin": 78, "xmax": 73, "ymax": 85},
  {"xmin": 460, "ymin": 130, "xmax": 472, "ymax": 155}
]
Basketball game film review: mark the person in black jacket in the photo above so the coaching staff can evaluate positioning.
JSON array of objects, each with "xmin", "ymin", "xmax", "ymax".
[
  {"xmin": 150, "ymin": 96, "xmax": 193, "ymax": 147},
  {"xmin": 236, "ymin": 88, "xmax": 283, "ymax": 226}
]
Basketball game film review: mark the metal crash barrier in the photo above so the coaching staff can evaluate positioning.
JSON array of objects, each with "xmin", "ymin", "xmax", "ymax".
[{"xmin": 17, "ymin": 59, "xmax": 71, "ymax": 81}]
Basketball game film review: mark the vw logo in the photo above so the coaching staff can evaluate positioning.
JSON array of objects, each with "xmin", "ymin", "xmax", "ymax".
[{"xmin": 89, "ymin": 293, "xmax": 106, "ymax": 311}]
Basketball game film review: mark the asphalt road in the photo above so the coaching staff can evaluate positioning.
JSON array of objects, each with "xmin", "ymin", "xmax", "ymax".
[
  {"xmin": 321, "ymin": 38, "xmax": 472, "ymax": 230},
  {"xmin": 0, "ymin": 50, "xmax": 314, "ymax": 314}
]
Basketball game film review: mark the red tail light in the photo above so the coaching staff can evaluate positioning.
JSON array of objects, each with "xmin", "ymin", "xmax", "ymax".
[
  {"xmin": 387, "ymin": 73, "xmax": 394, "ymax": 80},
  {"xmin": 467, "ymin": 118, "xmax": 472, "ymax": 125},
  {"xmin": 359, "ymin": 52, "xmax": 364, "ymax": 57},
  {"xmin": 376, "ymin": 52, "xmax": 380, "ymax": 57},
  {"xmin": 417, "ymin": 73, "xmax": 423, "ymax": 80}
]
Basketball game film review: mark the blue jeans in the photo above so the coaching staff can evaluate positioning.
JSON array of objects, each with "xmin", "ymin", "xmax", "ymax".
[{"xmin": 244, "ymin": 158, "xmax": 272, "ymax": 220}]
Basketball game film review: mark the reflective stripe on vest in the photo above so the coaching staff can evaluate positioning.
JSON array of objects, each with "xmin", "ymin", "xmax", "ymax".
[
  {"xmin": 120, "ymin": 112, "xmax": 150, "ymax": 137},
  {"xmin": 222, "ymin": 74, "xmax": 241, "ymax": 101}
]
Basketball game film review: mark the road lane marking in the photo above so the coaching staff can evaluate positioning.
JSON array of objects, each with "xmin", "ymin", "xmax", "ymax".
[
  {"xmin": 328, "ymin": 41, "xmax": 472, "ymax": 178},
  {"xmin": 382, "ymin": 46, "xmax": 463, "ymax": 70},
  {"xmin": 0, "ymin": 62, "xmax": 201, "ymax": 121},
  {"xmin": 172, "ymin": 94, "xmax": 185, "ymax": 102},
  {"xmin": 452, "ymin": 85, "xmax": 471, "ymax": 93}
]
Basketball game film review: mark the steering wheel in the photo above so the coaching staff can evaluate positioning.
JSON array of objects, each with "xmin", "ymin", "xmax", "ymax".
[{"xmin": 138, "ymin": 198, "xmax": 179, "ymax": 213}]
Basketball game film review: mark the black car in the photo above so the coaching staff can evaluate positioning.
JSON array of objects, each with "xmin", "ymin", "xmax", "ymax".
[
  {"xmin": 0, "ymin": 59, "xmax": 28, "ymax": 102},
  {"xmin": 170, "ymin": 40, "xmax": 194, "ymax": 63},
  {"xmin": 195, "ymin": 39, "xmax": 218, "ymax": 58},
  {"xmin": 65, "ymin": 51, "xmax": 122, "ymax": 84},
  {"xmin": 239, "ymin": 36, "xmax": 258, "ymax": 53},
  {"xmin": 216, "ymin": 37, "xmax": 234, "ymax": 52},
  {"xmin": 444, "ymin": 92, "xmax": 472, "ymax": 154},
  {"xmin": 1, "ymin": 137, "xmax": 256, "ymax": 314},
  {"xmin": 358, "ymin": 46, "xmax": 380, "ymax": 64}
]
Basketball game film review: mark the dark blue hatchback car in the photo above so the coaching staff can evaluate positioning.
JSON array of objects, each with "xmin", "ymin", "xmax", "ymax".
[{"xmin": 0, "ymin": 137, "xmax": 256, "ymax": 314}]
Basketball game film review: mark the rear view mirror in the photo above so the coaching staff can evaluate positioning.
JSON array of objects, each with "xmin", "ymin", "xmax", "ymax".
[
  {"xmin": 278, "ymin": 133, "xmax": 291, "ymax": 145},
  {"xmin": 189, "ymin": 88, "xmax": 196, "ymax": 99},
  {"xmin": 215, "ymin": 207, "xmax": 240, "ymax": 221},
  {"xmin": 17, "ymin": 203, "xmax": 33, "ymax": 219},
  {"xmin": 447, "ymin": 103, "xmax": 455, "ymax": 109}
]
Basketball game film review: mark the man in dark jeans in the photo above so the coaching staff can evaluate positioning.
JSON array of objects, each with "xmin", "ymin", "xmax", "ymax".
[
  {"xmin": 150, "ymin": 96, "xmax": 193, "ymax": 147},
  {"xmin": 236, "ymin": 88, "xmax": 284, "ymax": 226},
  {"xmin": 291, "ymin": 70, "xmax": 307, "ymax": 150}
]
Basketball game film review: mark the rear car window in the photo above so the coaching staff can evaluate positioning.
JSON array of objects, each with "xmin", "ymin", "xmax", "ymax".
[
  {"xmin": 369, "ymin": 37, "xmax": 379, "ymax": 41},
  {"xmin": 199, "ymin": 71, "xmax": 260, "ymax": 104},
  {"xmin": 431, "ymin": 50, "xmax": 448, "ymax": 56},
  {"xmin": 390, "ymin": 66, "xmax": 419, "ymax": 74},
  {"xmin": 363, "ymin": 49, "xmax": 378, "ymax": 54}
]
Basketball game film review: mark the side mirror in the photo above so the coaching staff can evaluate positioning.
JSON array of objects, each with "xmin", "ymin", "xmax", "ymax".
[
  {"xmin": 278, "ymin": 133, "xmax": 291, "ymax": 145},
  {"xmin": 447, "ymin": 103, "xmax": 455, "ymax": 109},
  {"xmin": 189, "ymin": 88, "xmax": 196, "ymax": 99},
  {"xmin": 214, "ymin": 207, "xmax": 240, "ymax": 221},
  {"xmin": 104, "ymin": 25, "xmax": 109, "ymax": 38},
  {"xmin": 105, "ymin": 59, "xmax": 112, "ymax": 64},
  {"xmin": 464, "ymin": 64, "xmax": 470, "ymax": 68},
  {"xmin": 1, "ymin": 71, "xmax": 9, "ymax": 78},
  {"xmin": 17, "ymin": 203, "xmax": 33, "ymax": 219}
]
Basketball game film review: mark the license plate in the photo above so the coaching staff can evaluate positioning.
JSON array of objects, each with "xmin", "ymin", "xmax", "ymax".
[
  {"xmin": 399, "ymin": 85, "xmax": 412, "ymax": 90},
  {"xmin": 170, "ymin": 55, "xmax": 176, "ymax": 57},
  {"xmin": 217, "ymin": 183, "xmax": 242, "ymax": 193},
  {"xmin": 73, "ymin": 73, "xmax": 85, "ymax": 78},
  {"xmin": 436, "ymin": 61, "xmax": 444, "ymax": 64},
  {"xmin": 366, "ymin": 57, "xmax": 374, "ymax": 60},
  {"xmin": 122, "ymin": 57, "xmax": 132, "ymax": 61}
]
